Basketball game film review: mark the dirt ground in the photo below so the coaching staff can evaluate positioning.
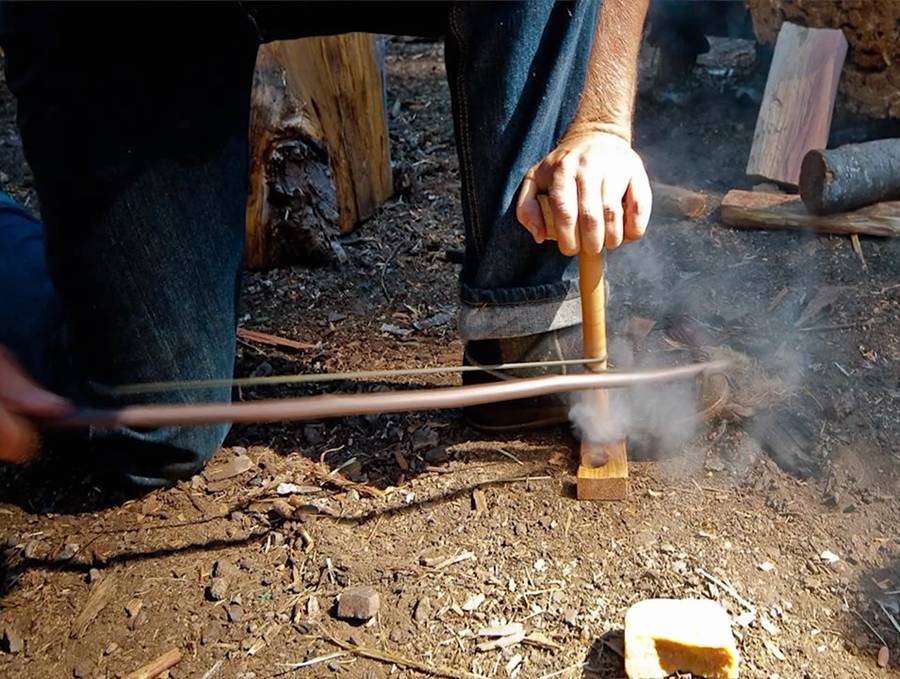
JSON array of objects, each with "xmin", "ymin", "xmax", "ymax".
[{"xmin": 0, "ymin": 36, "xmax": 898, "ymax": 679}]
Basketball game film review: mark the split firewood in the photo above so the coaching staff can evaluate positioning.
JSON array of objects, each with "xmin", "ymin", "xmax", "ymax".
[
  {"xmin": 746, "ymin": 22, "xmax": 847, "ymax": 186},
  {"xmin": 720, "ymin": 190, "xmax": 900, "ymax": 238},
  {"xmin": 799, "ymin": 139, "xmax": 900, "ymax": 214}
]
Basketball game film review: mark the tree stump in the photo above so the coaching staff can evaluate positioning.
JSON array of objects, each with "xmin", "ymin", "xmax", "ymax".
[{"xmin": 246, "ymin": 34, "xmax": 393, "ymax": 269}]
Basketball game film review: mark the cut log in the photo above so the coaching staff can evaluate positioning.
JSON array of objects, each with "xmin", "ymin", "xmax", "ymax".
[
  {"xmin": 799, "ymin": 139, "xmax": 900, "ymax": 215},
  {"xmin": 651, "ymin": 183, "xmax": 711, "ymax": 219},
  {"xmin": 720, "ymin": 189, "xmax": 900, "ymax": 238},
  {"xmin": 746, "ymin": 23, "xmax": 847, "ymax": 187},
  {"xmin": 246, "ymin": 35, "xmax": 392, "ymax": 269}
]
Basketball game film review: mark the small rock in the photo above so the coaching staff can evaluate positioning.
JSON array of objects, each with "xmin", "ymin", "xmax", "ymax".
[
  {"xmin": 226, "ymin": 603, "xmax": 244, "ymax": 623},
  {"xmin": 55, "ymin": 543, "xmax": 80, "ymax": 562},
  {"xmin": 271, "ymin": 500, "xmax": 296, "ymax": 520},
  {"xmin": 336, "ymin": 586, "xmax": 380, "ymax": 621},
  {"xmin": 413, "ymin": 596, "xmax": 432, "ymax": 624},
  {"xmin": 303, "ymin": 425, "xmax": 324, "ymax": 446},
  {"xmin": 1, "ymin": 625, "xmax": 23, "ymax": 654},
  {"xmin": 207, "ymin": 577, "xmax": 229, "ymax": 602},
  {"xmin": 411, "ymin": 427, "xmax": 439, "ymax": 452},
  {"xmin": 200, "ymin": 623, "xmax": 219, "ymax": 646},
  {"xmin": 563, "ymin": 607, "xmax": 578, "ymax": 627},
  {"xmin": 130, "ymin": 609, "xmax": 149, "ymax": 632},
  {"xmin": 328, "ymin": 312, "xmax": 347, "ymax": 323},
  {"xmin": 103, "ymin": 642, "xmax": 118, "ymax": 656},
  {"xmin": 878, "ymin": 645, "xmax": 890, "ymax": 668},
  {"xmin": 86, "ymin": 568, "xmax": 101, "ymax": 584},
  {"xmin": 380, "ymin": 323, "xmax": 413, "ymax": 338},
  {"xmin": 307, "ymin": 596, "xmax": 321, "ymax": 619},
  {"xmin": 249, "ymin": 361, "xmax": 273, "ymax": 378},
  {"xmin": 23, "ymin": 541, "xmax": 46, "ymax": 560},
  {"xmin": 424, "ymin": 447, "xmax": 448, "ymax": 464}
]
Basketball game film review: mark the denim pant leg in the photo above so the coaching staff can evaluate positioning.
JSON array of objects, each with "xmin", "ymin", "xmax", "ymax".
[
  {"xmin": 445, "ymin": 1, "xmax": 600, "ymax": 340},
  {"xmin": 1, "ymin": 4, "xmax": 258, "ymax": 487},
  {"xmin": 0, "ymin": 193, "xmax": 61, "ymax": 387}
]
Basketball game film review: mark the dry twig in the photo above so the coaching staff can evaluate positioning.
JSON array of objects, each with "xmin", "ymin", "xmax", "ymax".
[{"xmin": 317, "ymin": 626, "xmax": 484, "ymax": 679}]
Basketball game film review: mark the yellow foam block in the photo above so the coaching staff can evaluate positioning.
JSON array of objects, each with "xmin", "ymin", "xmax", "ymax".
[{"xmin": 624, "ymin": 599, "xmax": 740, "ymax": 679}]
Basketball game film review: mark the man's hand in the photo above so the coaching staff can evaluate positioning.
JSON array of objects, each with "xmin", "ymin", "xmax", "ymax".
[
  {"xmin": 516, "ymin": 129, "xmax": 651, "ymax": 255},
  {"xmin": 0, "ymin": 347, "xmax": 71, "ymax": 463}
]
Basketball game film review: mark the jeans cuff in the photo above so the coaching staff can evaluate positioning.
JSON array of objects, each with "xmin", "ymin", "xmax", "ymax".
[{"xmin": 459, "ymin": 290, "xmax": 582, "ymax": 340}]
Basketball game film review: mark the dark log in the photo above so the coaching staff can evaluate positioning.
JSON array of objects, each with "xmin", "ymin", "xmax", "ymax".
[{"xmin": 799, "ymin": 139, "xmax": 900, "ymax": 215}]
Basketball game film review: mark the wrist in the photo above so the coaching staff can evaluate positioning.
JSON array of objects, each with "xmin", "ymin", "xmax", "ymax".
[{"xmin": 565, "ymin": 120, "xmax": 632, "ymax": 144}]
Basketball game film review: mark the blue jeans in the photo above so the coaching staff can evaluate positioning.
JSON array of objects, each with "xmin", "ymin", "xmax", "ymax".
[{"xmin": 0, "ymin": 1, "xmax": 598, "ymax": 487}]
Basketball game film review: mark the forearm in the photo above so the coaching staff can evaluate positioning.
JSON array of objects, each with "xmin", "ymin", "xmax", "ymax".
[{"xmin": 569, "ymin": 0, "xmax": 649, "ymax": 141}]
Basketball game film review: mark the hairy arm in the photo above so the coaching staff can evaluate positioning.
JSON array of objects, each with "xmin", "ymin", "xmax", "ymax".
[
  {"xmin": 517, "ymin": 0, "xmax": 651, "ymax": 254},
  {"xmin": 571, "ymin": 0, "xmax": 648, "ymax": 138}
]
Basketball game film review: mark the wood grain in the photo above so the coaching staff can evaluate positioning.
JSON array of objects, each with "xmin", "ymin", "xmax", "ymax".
[
  {"xmin": 746, "ymin": 22, "xmax": 847, "ymax": 186},
  {"xmin": 246, "ymin": 35, "xmax": 392, "ymax": 268},
  {"xmin": 721, "ymin": 189, "xmax": 900, "ymax": 238},
  {"xmin": 536, "ymin": 195, "xmax": 628, "ymax": 501},
  {"xmin": 577, "ymin": 439, "xmax": 628, "ymax": 501}
]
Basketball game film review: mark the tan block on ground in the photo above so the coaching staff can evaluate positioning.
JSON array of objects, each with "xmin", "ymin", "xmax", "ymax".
[{"xmin": 625, "ymin": 599, "xmax": 740, "ymax": 679}]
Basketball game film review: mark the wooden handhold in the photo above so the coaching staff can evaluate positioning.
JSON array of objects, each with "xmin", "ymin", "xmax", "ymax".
[
  {"xmin": 721, "ymin": 189, "xmax": 900, "ymax": 238},
  {"xmin": 746, "ymin": 22, "xmax": 847, "ymax": 186},
  {"xmin": 799, "ymin": 139, "xmax": 900, "ymax": 214}
]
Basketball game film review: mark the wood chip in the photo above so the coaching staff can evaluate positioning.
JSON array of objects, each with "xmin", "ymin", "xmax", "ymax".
[
  {"xmin": 434, "ymin": 551, "xmax": 476, "ymax": 570},
  {"xmin": 471, "ymin": 489, "xmax": 487, "ymax": 516},
  {"xmin": 462, "ymin": 594, "xmax": 485, "ymax": 612},
  {"xmin": 125, "ymin": 597, "xmax": 144, "ymax": 619},
  {"xmin": 72, "ymin": 575, "xmax": 118, "ymax": 638},
  {"xmin": 797, "ymin": 288, "xmax": 848, "ymax": 327},
  {"xmin": 624, "ymin": 316, "xmax": 656, "ymax": 342},
  {"xmin": 764, "ymin": 639, "xmax": 786, "ymax": 661},
  {"xmin": 523, "ymin": 632, "xmax": 561, "ymax": 651},
  {"xmin": 203, "ymin": 454, "xmax": 254, "ymax": 483},
  {"xmin": 275, "ymin": 482, "xmax": 320, "ymax": 496},
  {"xmin": 476, "ymin": 630, "xmax": 525, "ymax": 652},
  {"xmin": 236, "ymin": 327, "xmax": 316, "ymax": 351},
  {"xmin": 478, "ymin": 622, "xmax": 524, "ymax": 638},
  {"xmin": 124, "ymin": 647, "xmax": 183, "ymax": 679},
  {"xmin": 760, "ymin": 614, "xmax": 780, "ymax": 635},
  {"xmin": 505, "ymin": 654, "xmax": 523, "ymax": 676}
]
